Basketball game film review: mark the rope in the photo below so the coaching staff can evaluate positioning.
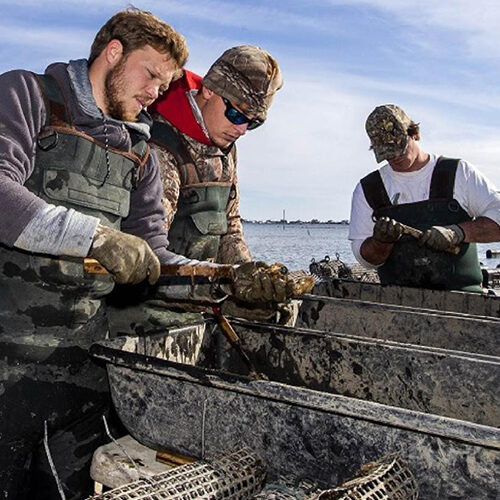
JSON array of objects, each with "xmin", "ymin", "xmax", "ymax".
[
  {"xmin": 43, "ymin": 420, "xmax": 67, "ymax": 500},
  {"xmin": 101, "ymin": 415, "xmax": 160, "ymax": 488},
  {"xmin": 201, "ymin": 398, "xmax": 208, "ymax": 459}
]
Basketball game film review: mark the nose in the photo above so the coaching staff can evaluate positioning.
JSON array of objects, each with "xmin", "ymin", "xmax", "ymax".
[{"xmin": 145, "ymin": 85, "xmax": 159, "ymax": 101}]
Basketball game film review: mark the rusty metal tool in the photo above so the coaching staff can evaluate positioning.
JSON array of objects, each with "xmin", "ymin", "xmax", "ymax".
[
  {"xmin": 211, "ymin": 305, "xmax": 266, "ymax": 380},
  {"xmin": 84, "ymin": 258, "xmax": 265, "ymax": 380}
]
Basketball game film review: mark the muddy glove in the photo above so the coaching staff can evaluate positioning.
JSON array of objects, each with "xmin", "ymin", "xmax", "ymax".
[
  {"xmin": 418, "ymin": 224, "xmax": 465, "ymax": 252},
  {"xmin": 227, "ymin": 261, "xmax": 314, "ymax": 303},
  {"xmin": 373, "ymin": 217, "xmax": 404, "ymax": 243},
  {"xmin": 89, "ymin": 225, "xmax": 160, "ymax": 285}
]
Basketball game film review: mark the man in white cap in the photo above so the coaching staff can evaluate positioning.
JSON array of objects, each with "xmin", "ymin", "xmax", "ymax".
[{"xmin": 349, "ymin": 104, "xmax": 500, "ymax": 291}]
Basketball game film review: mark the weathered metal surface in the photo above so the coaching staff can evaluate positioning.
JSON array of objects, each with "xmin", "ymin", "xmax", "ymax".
[
  {"xmin": 215, "ymin": 321, "xmax": 499, "ymax": 427},
  {"xmin": 297, "ymin": 295, "xmax": 500, "ymax": 356},
  {"xmin": 90, "ymin": 325, "xmax": 500, "ymax": 500},
  {"xmin": 311, "ymin": 278, "xmax": 500, "ymax": 318}
]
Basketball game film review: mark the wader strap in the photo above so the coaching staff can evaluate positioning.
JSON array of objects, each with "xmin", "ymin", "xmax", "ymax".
[
  {"xmin": 36, "ymin": 73, "xmax": 150, "ymax": 180},
  {"xmin": 360, "ymin": 170, "xmax": 392, "ymax": 210},
  {"xmin": 34, "ymin": 73, "xmax": 73, "ymax": 128},
  {"xmin": 151, "ymin": 121, "xmax": 197, "ymax": 185},
  {"xmin": 429, "ymin": 157, "xmax": 459, "ymax": 200},
  {"xmin": 129, "ymin": 131, "xmax": 150, "ymax": 164}
]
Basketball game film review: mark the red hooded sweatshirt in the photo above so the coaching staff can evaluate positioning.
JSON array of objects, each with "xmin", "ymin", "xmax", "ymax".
[{"xmin": 149, "ymin": 70, "xmax": 213, "ymax": 146}]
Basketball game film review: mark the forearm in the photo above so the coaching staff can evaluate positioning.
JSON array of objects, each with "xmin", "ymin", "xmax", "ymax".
[
  {"xmin": 219, "ymin": 209, "xmax": 251, "ymax": 264},
  {"xmin": 460, "ymin": 216, "xmax": 500, "ymax": 243},
  {"xmin": 218, "ymin": 231, "xmax": 252, "ymax": 264},
  {"xmin": 360, "ymin": 237, "xmax": 394, "ymax": 266},
  {"xmin": 14, "ymin": 204, "xmax": 99, "ymax": 257},
  {"xmin": 122, "ymin": 153, "xmax": 171, "ymax": 254},
  {"xmin": 220, "ymin": 177, "xmax": 251, "ymax": 264},
  {"xmin": 155, "ymin": 145, "xmax": 180, "ymax": 230}
]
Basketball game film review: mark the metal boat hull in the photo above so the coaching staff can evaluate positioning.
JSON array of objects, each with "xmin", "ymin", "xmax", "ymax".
[{"xmin": 91, "ymin": 321, "xmax": 500, "ymax": 499}]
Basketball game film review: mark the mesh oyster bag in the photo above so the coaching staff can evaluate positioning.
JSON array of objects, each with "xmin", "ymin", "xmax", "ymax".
[
  {"xmin": 315, "ymin": 454, "xmax": 418, "ymax": 500},
  {"xmin": 89, "ymin": 447, "xmax": 266, "ymax": 500}
]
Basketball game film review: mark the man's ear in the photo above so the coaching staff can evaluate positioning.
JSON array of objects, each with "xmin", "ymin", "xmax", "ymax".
[
  {"xmin": 104, "ymin": 39, "xmax": 124, "ymax": 66},
  {"xmin": 201, "ymin": 86, "xmax": 215, "ymax": 100}
]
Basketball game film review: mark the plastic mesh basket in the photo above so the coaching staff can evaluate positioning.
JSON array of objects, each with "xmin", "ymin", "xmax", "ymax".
[
  {"xmin": 89, "ymin": 447, "xmax": 266, "ymax": 500},
  {"xmin": 315, "ymin": 454, "xmax": 418, "ymax": 500}
]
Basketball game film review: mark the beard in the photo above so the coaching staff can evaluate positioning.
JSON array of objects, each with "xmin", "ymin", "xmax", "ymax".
[{"xmin": 104, "ymin": 57, "xmax": 137, "ymax": 122}]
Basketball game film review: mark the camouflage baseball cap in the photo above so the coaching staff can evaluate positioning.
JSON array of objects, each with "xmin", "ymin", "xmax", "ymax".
[
  {"xmin": 365, "ymin": 105, "xmax": 413, "ymax": 163},
  {"xmin": 202, "ymin": 45, "xmax": 283, "ymax": 121}
]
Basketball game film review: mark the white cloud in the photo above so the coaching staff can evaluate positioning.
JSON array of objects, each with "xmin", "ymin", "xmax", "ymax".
[
  {"xmin": 0, "ymin": 0, "xmax": 498, "ymax": 223},
  {"xmin": 0, "ymin": 23, "xmax": 92, "ymax": 52},
  {"xmin": 237, "ymin": 67, "xmax": 500, "ymax": 221},
  {"xmin": 0, "ymin": 0, "xmax": 343, "ymax": 35},
  {"xmin": 329, "ymin": 0, "xmax": 500, "ymax": 59}
]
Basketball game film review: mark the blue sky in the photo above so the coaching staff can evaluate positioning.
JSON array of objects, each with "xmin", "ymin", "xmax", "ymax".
[{"xmin": 2, "ymin": 0, "xmax": 500, "ymax": 221}]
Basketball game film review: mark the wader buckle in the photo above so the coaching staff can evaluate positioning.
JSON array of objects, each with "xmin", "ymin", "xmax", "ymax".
[{"xmin": 37, "ymin": 128, "xmax": 58, "ymax": 151}]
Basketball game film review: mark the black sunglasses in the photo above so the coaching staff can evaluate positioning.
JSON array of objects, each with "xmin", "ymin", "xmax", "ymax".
[{"xmin": 222, "ymin": 97, "xmax": 264, "ymax": 130}]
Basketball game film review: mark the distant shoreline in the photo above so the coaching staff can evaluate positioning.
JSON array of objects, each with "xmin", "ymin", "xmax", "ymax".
[{"xmin": 242, "ymin": 219, "xmax": 349, "ymax": 225}]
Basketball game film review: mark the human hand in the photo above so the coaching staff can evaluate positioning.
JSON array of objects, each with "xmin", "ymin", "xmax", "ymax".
[
  {"xmin": 230, "ymin": 261, "xmax": 314, "ymax": 303},
  {"xmin": 89, "ymin": 225, "xmax": 160, "ymax": 284},
  {"xmin": 373, "ymin": 217, "xmax": 404, "ymax": 243},
  {"xmin": 418, "ymin": 224, "xmax": 464, "ymax": 252}
]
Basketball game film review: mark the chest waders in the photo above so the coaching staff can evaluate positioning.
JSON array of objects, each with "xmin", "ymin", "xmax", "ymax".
[
  {"xmin": 361, "ymin": 157, "xmax": 483, "ymax": 292},
  {"xmin": 0, "ymin": 73, "xmax": 150, "ymax": 497},
  {"xmin": 151, "ymin": 121, "xmax": 235, "ymax": 262}
]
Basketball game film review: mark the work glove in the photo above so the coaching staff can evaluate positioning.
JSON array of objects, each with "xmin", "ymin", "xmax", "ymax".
[
  {"xmin": 372, "ymin": 216, "xmax": 404, "ymax": 243},
  {"xmin": 89, "ymin": 225, "xmax": 160, "ymax": 285},
  {"xmin": 418, "ymin": 224, "xmax": 465, "ymax": 252},
  {"xmin": 228, "ymin": 261, "xmax": 314, "ymax": 303}
]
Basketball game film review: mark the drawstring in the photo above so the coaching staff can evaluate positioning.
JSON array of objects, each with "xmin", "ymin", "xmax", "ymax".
[
  {"xmin": 102, "ymin": 414, "xmax": 158, "ymax": 487},
  {"xmin": 99, "ymin": 111, "xmax": 141, "ymax": 190},
  {"xmin": 99, "ymin": 110, "xmax": 111, "ymax": 187}
]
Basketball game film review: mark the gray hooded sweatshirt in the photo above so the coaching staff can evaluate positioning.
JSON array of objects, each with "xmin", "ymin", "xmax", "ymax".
[{"xmin": 0, "ymin": 59, "xmax": 192, "ymax": 266}]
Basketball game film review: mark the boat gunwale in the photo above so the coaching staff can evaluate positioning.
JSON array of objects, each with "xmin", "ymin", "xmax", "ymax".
[
  {"xmin": 90, "ymin": 334, "xmax": 500, "ymax": 451},
  {"xmin": 302, "ymin": 293, "xmax": 500, "ymax": 323},
  {"xmin": 222, "ymin": 318, "xmax": 500, "ymax": 364}
]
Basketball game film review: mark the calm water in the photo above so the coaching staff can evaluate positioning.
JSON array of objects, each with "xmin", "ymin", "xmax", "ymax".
[{"xmin": 243, "ymin": 222, "xmax": 500, "ymax": 271}]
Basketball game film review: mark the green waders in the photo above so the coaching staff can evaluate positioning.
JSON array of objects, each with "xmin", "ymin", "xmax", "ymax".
[{"xmin": 361, "ymin": 157, "xmax": 483, "ymax": 292}]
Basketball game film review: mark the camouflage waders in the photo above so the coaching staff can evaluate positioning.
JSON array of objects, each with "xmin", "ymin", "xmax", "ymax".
[
  {"xmin": 151, "ymin": 120, "xmax": 235, "ymax": 262},
  {"xmin": 0, "ymin": 74, "xmax": 149, "ymax": 499},
  {"xmin": 361, "ymin": 157, "xmax": 483, "ymax": 292}
]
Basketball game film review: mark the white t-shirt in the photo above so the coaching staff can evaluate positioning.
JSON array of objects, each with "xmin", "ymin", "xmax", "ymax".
[{"xmin": 348, "ymin": 154, "xmax": 500, "ymax": 268}]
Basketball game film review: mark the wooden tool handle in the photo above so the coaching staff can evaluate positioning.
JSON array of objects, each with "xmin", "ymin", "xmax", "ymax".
[
  {"xmin": 83, "ymin": 258, "xmax": 235, "ymax": 279},
  {"xmin": 83, "ymin": 258, "xmax": 109, "ymax": 274}
]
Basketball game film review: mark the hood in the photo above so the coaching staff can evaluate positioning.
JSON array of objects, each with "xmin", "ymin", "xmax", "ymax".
[
  {"xmin": 149, "ymin": 70, "xmax": 212, "ymax": 146},
  {"xmin": 46, "ymin": 59, "xmax": 151, "ymax": 143}
]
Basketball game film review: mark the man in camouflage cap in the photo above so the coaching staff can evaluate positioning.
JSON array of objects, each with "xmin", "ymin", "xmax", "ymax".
[
  {"xmin": 146, "ymin": 45, "xmax": 307, "ymax": 322},
  {"xmin": 149, "ymin": 44, "xmax": 282, "ymax": 265},
  {"xmin": 365, "ymin": 104, "xmax": 412, "ymax": 163},
  {"xmin": 348, "ymin": 104, "xmax": 500, "ymax": 291}
]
